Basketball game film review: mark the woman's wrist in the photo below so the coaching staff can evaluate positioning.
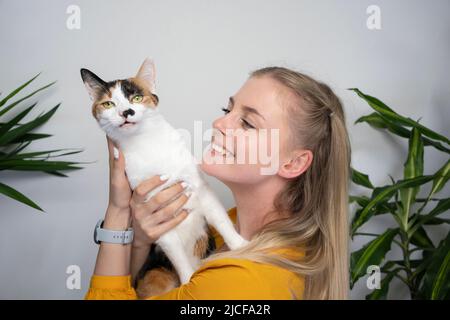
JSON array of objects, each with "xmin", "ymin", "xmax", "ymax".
[
  {"xmin": 103, "ymin": 205, "xmax": 131, "ymax": 230},
  {"xmin": 132, "ymin": 238, "xmax": 152, "ymax": 250}
]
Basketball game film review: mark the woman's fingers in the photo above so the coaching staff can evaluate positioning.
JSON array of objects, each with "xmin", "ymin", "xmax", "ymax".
[
  {"xmin": 151, "ymin": 181, "xmax": 188, "ymax": 211},
  {"xmin": 153, "ymin": 191, "xmax": 191, "ymax": 224},
  {"xmin": 131, "ymin": 178, "xmax": 192, "ymax": 245},
  {"xmin": 131, "ymin": 175, "xmax": 171, "ymax": 206},
  {"xmin": 151, "ymin": 209, "xmax": 189, "ymax": 238}
]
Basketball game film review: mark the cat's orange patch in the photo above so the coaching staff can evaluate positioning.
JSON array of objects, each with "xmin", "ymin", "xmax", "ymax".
[
  {"xmin": 91, "ymin": 91, "xmax": 112, "ymax": 120},
  {"xmin": 193, "ymin": 234, "xmax": 210, "ymax": 259},
  {"xmin": 136, "ymin": 267, "xmax": 180, "ymax": 299}
]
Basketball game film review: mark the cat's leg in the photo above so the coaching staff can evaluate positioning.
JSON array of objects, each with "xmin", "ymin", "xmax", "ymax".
[
  {"xmin": 156, "ymin": 230, "xmax": 196, "ymax": 284},
  {"xmin": 198, "ymin": 185, "xmax": 249, "ymax": 250}
]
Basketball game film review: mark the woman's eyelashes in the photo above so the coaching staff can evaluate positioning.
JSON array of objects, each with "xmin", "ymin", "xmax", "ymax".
[{"xmin": 220, "ymin": 107, "xmax": 255, "ymax": 129}]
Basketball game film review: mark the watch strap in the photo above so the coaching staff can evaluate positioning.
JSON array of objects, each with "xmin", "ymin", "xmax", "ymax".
[{"xmin": 94, "ymin": 219, "xmax": 134, "ymax": 245}]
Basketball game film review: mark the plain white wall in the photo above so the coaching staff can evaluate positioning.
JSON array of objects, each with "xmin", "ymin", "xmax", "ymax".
[{"xmin": 0, "ymin": 0, "xmax": 448, "ymax": 299}]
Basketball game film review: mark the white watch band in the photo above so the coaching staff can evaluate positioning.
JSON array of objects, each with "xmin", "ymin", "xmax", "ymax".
[{"xmin": 94, "ymin": 219, "xmax": 134, "ymax": 245}]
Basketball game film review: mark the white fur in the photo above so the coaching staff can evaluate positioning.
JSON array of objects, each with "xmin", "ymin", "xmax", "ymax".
[{"xmin": 92, "ymin": 75, "xmax": 247, "ymax": 284}]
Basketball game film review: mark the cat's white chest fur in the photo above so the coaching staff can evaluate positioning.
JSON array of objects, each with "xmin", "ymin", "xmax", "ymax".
[{"xmin": 112, "ymin": 112, "xmax": 248, "ymax": 284}]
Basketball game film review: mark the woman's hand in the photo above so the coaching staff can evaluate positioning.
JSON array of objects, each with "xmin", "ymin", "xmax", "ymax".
[
  {"xmin": 130, "ymin": 176, "xmax": 192, "ymax": 249},
  {"xmin": 103, "ymin": 136, "xmax": 132, "ymax": 230},
  {"xmin": 106, "ymin": 136, "xmax": 132, "ymax": 212}
]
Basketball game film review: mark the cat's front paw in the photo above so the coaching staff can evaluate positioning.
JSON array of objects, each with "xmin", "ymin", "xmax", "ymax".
[{"xmin": 228, "ymin": 236, "xmax": 249, "ymax": 250}]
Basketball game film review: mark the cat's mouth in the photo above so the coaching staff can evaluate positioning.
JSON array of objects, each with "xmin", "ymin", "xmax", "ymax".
[{"xmin": 120, "ymin": 120, "xmax": 136, "ymax": 128}]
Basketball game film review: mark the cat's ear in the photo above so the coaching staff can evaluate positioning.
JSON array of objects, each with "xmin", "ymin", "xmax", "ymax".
[
  {"xmin": 80, "ymin": 68, "xmax": 108, "ymax": 101},
  {"xmin": 136, "ymin": 58, "xmax": 157, "ymax": 98}
]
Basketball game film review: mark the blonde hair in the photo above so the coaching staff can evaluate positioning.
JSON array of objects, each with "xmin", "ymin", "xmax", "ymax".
[{"xmin": 201, "ymin": 66, "xmax": 351, "ymax": 299}]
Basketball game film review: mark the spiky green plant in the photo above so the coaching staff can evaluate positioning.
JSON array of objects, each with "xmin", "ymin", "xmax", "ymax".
[
  {"xmin": 0, "ymin": 73, "xmax": 86, "ymax": 212},
  {"xmin": 349, "ymin": 88, "xmax": 449, "ymax": 300}
]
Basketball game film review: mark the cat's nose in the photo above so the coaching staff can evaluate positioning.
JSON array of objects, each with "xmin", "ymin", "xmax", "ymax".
[{"xmin": 122, "ymin": 108, "xmax": 135, "ymax": 118}]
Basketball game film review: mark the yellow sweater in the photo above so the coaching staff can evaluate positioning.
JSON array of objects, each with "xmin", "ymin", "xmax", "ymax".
[{"xmin": 85, "ymin": 207, "xmax": 305, "ymax": 300}]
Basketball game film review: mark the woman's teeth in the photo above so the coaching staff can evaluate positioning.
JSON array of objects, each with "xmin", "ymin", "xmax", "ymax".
[{"xmin": 211, "ymin": 143, "xmax": 234, "ymax": 157}]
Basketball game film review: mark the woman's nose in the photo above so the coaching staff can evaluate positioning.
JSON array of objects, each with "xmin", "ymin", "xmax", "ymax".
[{"xmin": 213, "ymin": 111, "xmax": 235, "ymax": 131}]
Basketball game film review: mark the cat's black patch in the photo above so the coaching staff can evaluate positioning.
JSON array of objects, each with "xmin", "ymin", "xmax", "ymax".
[
  {"xmin": 104, "ymin": 80, "xmax": 119, "ymax": 91},
  {"xmin": 80, "ymin": 68, "xmax": 115, "ymax": 99},
  {"xmin": 120, "ymin": 79, "xmax": 143, "ymax": 99}
]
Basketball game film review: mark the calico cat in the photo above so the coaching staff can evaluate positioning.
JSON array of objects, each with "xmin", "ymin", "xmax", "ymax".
[{"xmin": 80, "ymin": 58, "xmax": 248, "ymax": 297}]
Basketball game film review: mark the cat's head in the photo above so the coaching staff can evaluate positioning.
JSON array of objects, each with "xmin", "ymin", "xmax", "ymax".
[{"xmin": 80, "ymin": 58, "xmax": 159, "ymax": 137}]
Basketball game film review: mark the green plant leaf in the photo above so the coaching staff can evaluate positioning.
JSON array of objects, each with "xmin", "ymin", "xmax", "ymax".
[
  {"xmin": 365, "ymin": 271, "xmax": 396, "ymax": 300},
  {"xmin": 8, "ymin": 133, "xmax": 53, "ymax": 144},
  {"xmin": 349, "ymin": 88, "xmax": 450, "ymax": 145},
  {"xmin": 428, "ymin": 160, "xmax": 450, "ymax": 198},
  {"xmin": 0, "ymin": 73, "xmax": 40, "ymax": 108},
  {"xmin": 355, "ymin": 113, "xmax": 387, "ymax": 129},
  {"xmin": 420, "ymin": 217, "xmax": 450, "ymax": 225},
  {"xmin": 350, "ymin": 228, "xmax": 398, "ymax": 288},
  {"xmin": 419, "ymin": 232, "xmax": 450, "ymax": 299},
  {"xmin": 409, "ymin": 198, "xmax": 450, "ymax": 236},
  {"xmin": 0, "ymin": 181, "xmax": 43, "ymax": 212},
  {"xmin": 410, "ymin": 226, "xmax": 434, "ymax": 249},
  {"xmin": 0, "ymin": 159, "xmax": 83, "ymax": 171},
  {"xmin": 42, "ymin": 171, "xmax": 68, "ymax": 177},
  {"xmin": 351, "ymin": 201, "xmax": 399, "ymax": 236},
  {"xmin": 351, "ymin": 175, "xmax": 435, "ymax": 235},
  {"xmin": 351, "ymin": 168, "xmax": 374, "ymax": 189},
  {"xmin": 355, "ymin": 112, "xmax": 450, "ymax": 153},
  {"xmin": 0, "ymin": 103, "xmax": 37, "ymax": 137},
  {"xmin": 399, "ymin": 128, "xmax": 424, "ymax": 227},
  {"xmin": 410, "ymin": 250, "xmax": 435, "ymax": 295},
  {"xmin": 0, "ymin": 81, "xmax": 56, "ymax": 118},
  {"xmin": 0, "ymin": 104, "xmax": 60, "ymax": 146},
  {"xmin": 3, "ymin": 148, "xmax": 83, "ymax": 160}
]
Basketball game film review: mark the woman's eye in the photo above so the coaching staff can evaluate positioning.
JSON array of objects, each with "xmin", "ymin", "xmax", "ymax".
[
  {"xmin": 220, "ymin": 107, "xmax": 255, "ymax": 129},
  {"xmin": 102, "ymin": 101, "xmax": 115, "ymax": 108},
  {"xmin": 241, "ymin": 119, "xmax": 255, "ymax": 129},
  {"xmin": 132, "ymin": 95, "xmax": 143, "ymax": 103}
]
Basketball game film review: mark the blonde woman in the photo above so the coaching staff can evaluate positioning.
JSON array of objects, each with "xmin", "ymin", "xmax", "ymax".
[{"xmin": 85, "ymin": 66, "xmax": 351, "ymax": 300}]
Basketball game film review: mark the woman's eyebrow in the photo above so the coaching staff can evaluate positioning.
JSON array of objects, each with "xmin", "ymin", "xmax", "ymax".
[{"xmin": 229, "ymin": 96, "xmax": 266, "ymax": 121}]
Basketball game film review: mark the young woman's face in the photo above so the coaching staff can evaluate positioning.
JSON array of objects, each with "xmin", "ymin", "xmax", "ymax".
[{"xmin": 201, "ymin": 76, "xmax": 292, "ymax": 185}]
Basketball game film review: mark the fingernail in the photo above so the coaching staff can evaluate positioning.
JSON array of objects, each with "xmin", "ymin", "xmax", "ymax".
[
  {"xmin": 113, "ymin": 147, "xmax": 119, "ymax": 160},
  {"xmin": 160, "ymin": 174, "xmax": 170, "ymax": 181},
  {"xmin": 181, "ymin": 182, "xmax": 190, "ymax": 189},
  {"xmin": 184, "ymin": 190, "xmax": 192, "ymax": 197}
]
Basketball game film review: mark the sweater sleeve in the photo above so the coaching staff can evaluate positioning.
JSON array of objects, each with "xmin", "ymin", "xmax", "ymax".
[
  {"xmin": 84, "ymin": 274, "xmax": 138, "ymax": 300},
  {"xmin": 84, "ymin": 257, "xmax": 304, "ymax": 300}
]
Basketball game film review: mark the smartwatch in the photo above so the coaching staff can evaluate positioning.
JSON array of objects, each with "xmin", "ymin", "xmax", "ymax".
[{"xmin": 93, "ymin": 219, "xmax": 134, "ymax": 245}]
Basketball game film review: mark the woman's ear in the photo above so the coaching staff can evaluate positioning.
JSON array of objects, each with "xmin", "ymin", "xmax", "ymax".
[{"xmin": 278, "ymin": 149, "xmax": 313, "ymax": 179}]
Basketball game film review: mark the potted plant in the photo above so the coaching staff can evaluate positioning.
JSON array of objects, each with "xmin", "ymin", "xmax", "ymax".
[
  {"xmin": 0, "ymin": 73, "xmax": 86, "ymax": 212},
  {"xmin": 349, "ymin": 88, "xmax": 449, "ymax": 300}
]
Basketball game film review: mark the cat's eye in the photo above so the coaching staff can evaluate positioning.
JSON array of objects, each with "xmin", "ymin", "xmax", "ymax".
[
  {"xmin": 102, "ymin": 101, "xmax": 115, "ymax": 109},
  {"xmin": 132, "ymin": 95, "xmax": 143, "ymax": 103}
]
